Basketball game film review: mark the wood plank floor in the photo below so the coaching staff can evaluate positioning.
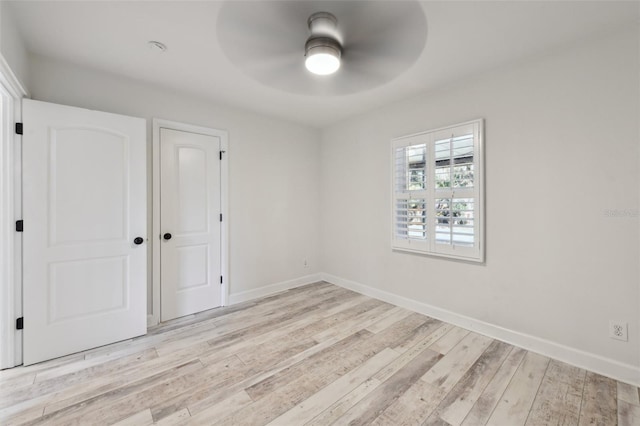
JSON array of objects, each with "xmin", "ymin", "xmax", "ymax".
[{"xmin": 1, "ymin": 282, "xmax": 638, "ymax": 425}]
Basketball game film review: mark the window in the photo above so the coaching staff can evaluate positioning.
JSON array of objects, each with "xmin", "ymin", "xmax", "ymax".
[{"xmin": 392, "ymin": 119, "xmax": 484, "ymax": 262}]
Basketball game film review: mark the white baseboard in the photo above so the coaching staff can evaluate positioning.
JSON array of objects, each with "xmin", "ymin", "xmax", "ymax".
[
  {"xmin": 320, "ymin": 272, "xmax": 640, "ymax": 387},
  {"xmin": 228, "ymin": 273, "xmax": 323, "ymax": 305}
]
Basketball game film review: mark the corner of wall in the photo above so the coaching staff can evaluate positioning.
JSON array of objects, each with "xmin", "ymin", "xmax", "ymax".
[
  {"xmin": 228, "ymin": 273, "xmax": 323, "ymax": 305},
  {"xmin": 0, "ymin": 2, "xmax": 30, "ymax": 95}
]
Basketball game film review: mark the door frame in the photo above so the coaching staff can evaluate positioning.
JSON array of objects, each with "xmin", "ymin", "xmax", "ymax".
[
  {"xmin": 0, "ymin": 53, "xmax": 27, "ymax": 369},
  {"xmin": 151, "ymin": 119, "xmax": 229, "ymax": 326}
]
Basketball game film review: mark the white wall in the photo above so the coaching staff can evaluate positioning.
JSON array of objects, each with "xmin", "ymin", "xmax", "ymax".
[
  {"xmin": 0, "ymin": 1, "xmax": 28, "ymax": 90},
  {"xmin": 27, "ymin": 54, "xmax": 321, "ymax": 314},
  {"xmin": 320, "ymin": 26, "xmax": 640, "ymax": 379}
]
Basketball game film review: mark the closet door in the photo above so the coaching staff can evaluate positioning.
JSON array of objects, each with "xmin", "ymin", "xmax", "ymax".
[{"xmin": 159, "ymin": 127, "xmax": 222, "ymax": 322}]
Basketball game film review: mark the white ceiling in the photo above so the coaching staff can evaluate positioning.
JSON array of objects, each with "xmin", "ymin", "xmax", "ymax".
[{"xmin": 8, "ymin": 0, "xmax": 639, "ymax": 128}]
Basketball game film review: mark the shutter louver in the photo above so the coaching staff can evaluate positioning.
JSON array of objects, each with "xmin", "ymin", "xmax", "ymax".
[
  {"xmin": 393, "ymin": 142, "xmax": 428, "ymax": 251},
  {"xmin": 395, "ymin": 198, "xmax": 427, "ymax": 240},
  {"xmin": 435, "ymin": 198, "xmax": 474, "ymax": 247}
]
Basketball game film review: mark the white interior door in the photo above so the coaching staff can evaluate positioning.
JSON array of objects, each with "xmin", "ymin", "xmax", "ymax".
[
  {"xmin": 22, "ymin": 99, "xmax": 147, "ymax": 366},
  {"xmin": 160, "ymin": 128, "xmax": 222, "ymax": 322}
]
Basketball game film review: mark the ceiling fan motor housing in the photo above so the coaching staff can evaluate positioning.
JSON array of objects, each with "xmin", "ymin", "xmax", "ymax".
[
  {"xmin": 305, "ymin": 11, "xmax": 342, "ymax": 58},
  {"xmin": 304, "ymin": 37, "xmax": 342, "ymax": 60}
]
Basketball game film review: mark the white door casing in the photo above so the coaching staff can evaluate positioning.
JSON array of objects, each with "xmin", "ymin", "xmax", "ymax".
[
  {"xmin": 22, "ymin": 99, "xmax": 147, "ymax": 366},
  {"xmin": 0, "ymin": 54, "xmax": 28, "ymax": 369},
  {"xmin": 156, "ymin": 123, "xmax": 227, "ymax": 322}
]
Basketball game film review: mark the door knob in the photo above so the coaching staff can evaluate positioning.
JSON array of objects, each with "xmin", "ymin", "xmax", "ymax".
[
  {"xmin": 133, "ymin": 237, "xmax": 144, "ymax": 245},
  {"xmin": 163, "ymin": 233, "xmax": 172, "ymax": 240}
]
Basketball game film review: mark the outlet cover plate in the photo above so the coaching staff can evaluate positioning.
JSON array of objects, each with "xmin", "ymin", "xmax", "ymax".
[{"xmin": 609, "ymin": 320, "xmax": 628, "ymax": 341}]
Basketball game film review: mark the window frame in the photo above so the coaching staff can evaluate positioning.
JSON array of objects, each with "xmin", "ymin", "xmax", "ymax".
[{"xmin": 391, "ymin": 119, "xmax": 484, "ymax": 263}]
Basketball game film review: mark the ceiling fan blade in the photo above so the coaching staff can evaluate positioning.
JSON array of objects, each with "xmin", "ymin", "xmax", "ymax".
[{"xmin": 217, "ymin": 1, "xmax": 427, "ymax": 96}]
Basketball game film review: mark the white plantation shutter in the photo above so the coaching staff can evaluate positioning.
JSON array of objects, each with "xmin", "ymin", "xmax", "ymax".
[
  {"xmin": 393, "ymin": 139, "xmax": 428, "ymax": 252},
  {"xmin": 392, "ymin": 120, "xmax": 484, "ymax": 262}
]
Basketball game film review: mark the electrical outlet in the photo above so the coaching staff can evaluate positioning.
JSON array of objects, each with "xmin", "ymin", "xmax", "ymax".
[{"xmin": 609, "ymin": 320, "xmax": 628, "ymax": 341}]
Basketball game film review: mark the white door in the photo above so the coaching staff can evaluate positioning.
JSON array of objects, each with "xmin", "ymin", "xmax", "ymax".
[
  {"xmin": 160, "ymin": 127, "xmax": 222, "ymax": 321},
  {"xmin": 22, "ymin": 99, "xmax": 147, "ymax": 366}
]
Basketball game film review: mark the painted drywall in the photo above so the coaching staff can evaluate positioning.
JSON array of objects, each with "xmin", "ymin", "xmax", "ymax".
[
  {"xmin": 27, "ymin": 54, "xmax": 321, "ymax": 315},
  {"xmin": 0, "ymin": 1, "xmax": 28, "ymax": 90},
  {"xmin": 320, "ymin": 25, "xmax": 640, "ymax": 374}
]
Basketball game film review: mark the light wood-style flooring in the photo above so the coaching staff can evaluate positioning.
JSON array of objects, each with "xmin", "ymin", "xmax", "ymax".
[{"xmin": 1, "ymin": 282, "xmax": 639, "ymax": 425}]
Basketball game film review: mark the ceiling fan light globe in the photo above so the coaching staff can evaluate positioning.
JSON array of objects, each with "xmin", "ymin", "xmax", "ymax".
[{"xmin": 305, "ymin": 47, "xmax": 341, "ymax": 75}]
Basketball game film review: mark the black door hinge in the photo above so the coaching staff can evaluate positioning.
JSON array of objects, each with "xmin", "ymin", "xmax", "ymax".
[
  {"xmin": 220, "ymin": 213, "xmax": 223, "ymax": 222},
  {"xmin": 220, "ymin": 276, "xmax": 223, "ymax": 284},
  {"xmin": 16, "ymin": 220, "xmax": 23, "ymax": 232},
  {"xmin": 15, "ymin": 123, "xmax": 23, "ymax": 135},
  {"xmin": 219, "ymin": 150, "xmax": 226, "ymax": 160},
  {"xmin": 16, "ymin": 317, "xmax": 23, "ymax": 330}
]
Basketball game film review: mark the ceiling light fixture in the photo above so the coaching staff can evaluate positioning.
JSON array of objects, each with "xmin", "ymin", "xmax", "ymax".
[{"xmin": 304, "ymin": 12, "xmax": 341, "ymax": 76}]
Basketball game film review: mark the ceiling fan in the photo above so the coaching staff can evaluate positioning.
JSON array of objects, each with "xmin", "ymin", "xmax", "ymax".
[
  {"xmin": 304, "ymin": 11, "xmax": 342, "ymax": 76},
  {"xmin": 216, "ymin": 1, "xmax": 427, "ymax": 96}
]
